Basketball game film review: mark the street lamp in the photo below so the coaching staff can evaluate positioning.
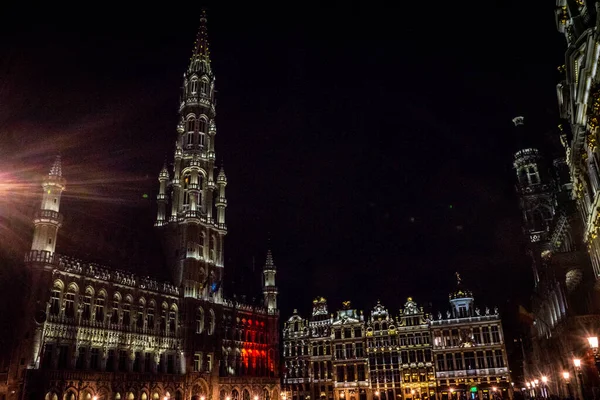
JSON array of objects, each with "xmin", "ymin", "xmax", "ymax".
[
  {"xmin": 374, "ymin": 392, "xmax": 379, "ymax": 397},
  {"xmin": 563, "ymin": 371, "xmax": 572, "ymax": 398},
  {"xmin": 574, "ymin": 358, "xmax": 585, "ymax": 400},
  {"xmin": 255, "ymin": 396, "xmax": 259, "ymax": 400}
]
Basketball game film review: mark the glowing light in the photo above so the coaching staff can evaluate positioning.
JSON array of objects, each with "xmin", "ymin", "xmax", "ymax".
[
  {"xmin": 534, "ymin": 379, "xmax": 539, "ymax": 385},
  {"xmin": 492, "ymin": 387, "xmax": 497, "ymax": 392},
  {"xmin": 375, "ymin": 392, "xmax": 379, "ymax": 397},
  {"xmin": 563, "ymin": 372, "xmax": 570, "ymax": 380},
  {"xmin": 143, "ymin": 193, "xmax": 149, "ymax": 198},
  {"xmin": 93, "ymin": 397, "xmax": 98, "ymax": 400},
  {"xmin": 201, "ymin": 397, "xmax": 205, "ymax": 400},
  {"xmin": 254, "ymin": 396, "xmax": 258, "ymax": 400},
  {"xmin": 526, "ymin": 383, "xmax": 530, "ymax": 388},
  {"xmin": 588, "ymin": 336, "xmax": 599, "ymax": 349},
  {"xmin": 450, "ymin": 389, "xmax": 454, "ymax": 393},
  {"xmin": 541, "ymin": 376, "xmax": 548, "ymax": 383},
  {"xmin": 574, "ymin": 358, "xmax": 582, "ymax": 367}
]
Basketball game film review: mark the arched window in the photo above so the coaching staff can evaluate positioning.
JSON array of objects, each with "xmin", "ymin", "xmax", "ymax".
[
  {"xmin": 190, "ymin": 79, "xmax": 199, "ymax": 94},
  {"xmin": 208, "ymin": 309, "xmax": 215, "ymax": 335},
  {"xmin": 95, "ymin": 290, "xmax": 106, "ymax": 322},
  {"xmin": 147, "ymin": 301, "xmax": 155, "ymax": 330},
  {"xmin": 210, "ymin": 235, "xmax": 216, "ymax": 261},
  {"xmin": 243, "ymin": 390, "xmax": 250, "ymax": 400},
  {"xmin": 50, "ymin": 281, "xmax": 62, "ymax": 316},
  {"xmin": 220, "ymin": 391, "xmax": 226, "ymax": 400},
  {"xmin": 199, "ymin": 232, "xmax": 206, "ymax": 259},
  {"xmin": 186, "ymin": 118, "xmax": 196, "ymax": 146},
  {"xmin": 111, "ymin": 293, "xmax": 121, "ymax": 324},
  {"xmin": 199, "ymin": 118, "xmax": 207, "ymax": 147},
  {"xmin": 123, "ymin": 296, "xmax": 132, "ymax": 326},
  {"xmin": 264, "ymin": 390, "xmax": 270, "ymax": 400},
  {"xmin": 64, "ymin": 285, "xmax": 77, "ymax": 318},
  {"xmin": 175, "ymin": 392, "xmax": 182, "ymax": 400},
  {"xmin": 82, "ymin": 287, "xmax": 93, "ymax": 320},
  {"xmin": 196, "ymin": 307, "xmax": 204, "ymax": 334},
  {"xmin": 137, "ymin": 298, "xmax": 145, "ymax": 328},
  {"xmin": 169, "ymin": 304, "xmax": 177, "ymax": 332},
  {"xmin": 200, "ymin": 79, "xmax": 209, "ymax": 95},
  {"xmin": 160, "ymin": 303, "xmax": 168, "ymax": 332},
  {"xmin": 183, "ymin": 174, "xmax": 191, "ymax": 207}
]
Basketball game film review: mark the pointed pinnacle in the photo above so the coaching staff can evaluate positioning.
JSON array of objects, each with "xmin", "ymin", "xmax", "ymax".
[
  {"xmin": 49, "ymin": 155, "xmax": 62, "ymax": 177},
  {"xmin": 193, "ymin": 9, "xmax": 210, "ymax": 58},
  {"xmin": 265, "ymin": 249, "xmax": 275, "ymax": 269}
]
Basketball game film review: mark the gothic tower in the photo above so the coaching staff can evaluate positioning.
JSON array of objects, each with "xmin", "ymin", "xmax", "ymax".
[
  {"xmin": 263, "ymin": 249, "xmax": 278, "ymax": 312},
  {"xmin": 512, "ymin": 116, "xmax": 556, "ymax": 285},
  {"xmin": 156, "ymin": 10, "xmax": 227, "ymax": 301},
  {"xmin": 31, "ymin": 156, "xmax": 65, "ymax": 255}
]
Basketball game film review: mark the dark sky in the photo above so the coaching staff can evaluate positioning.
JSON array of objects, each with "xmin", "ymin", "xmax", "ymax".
[{"xmin": 1, "ymin": 3, "xmax": 565, "ymax": 327}]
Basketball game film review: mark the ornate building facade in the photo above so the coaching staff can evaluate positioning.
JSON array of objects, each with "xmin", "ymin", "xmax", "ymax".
[
  {"xmin": 512, "ymin": 113, "xmax": 600, "ymax": 397},
  {"xmin": 1, "ymin": 11, "xmax": 280, "ymax": 400},
  {"xmin": 283, "ymin": 281, "xmax": 511, "ymax": 400}
]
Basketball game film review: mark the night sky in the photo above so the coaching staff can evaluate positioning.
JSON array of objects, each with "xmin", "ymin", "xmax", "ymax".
[{"xmin": 1, "ymin": 3, "xmax": 565, "ymax": 331}]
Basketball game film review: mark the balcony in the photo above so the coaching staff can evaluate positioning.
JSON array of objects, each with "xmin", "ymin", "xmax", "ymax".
[
  {"xmin": 33, "ymin": 209, "xmax": 63, "ymax": 224},
  {"xmin": 25, "ymin": 250, "xmax": 57, "ymax": 264}
]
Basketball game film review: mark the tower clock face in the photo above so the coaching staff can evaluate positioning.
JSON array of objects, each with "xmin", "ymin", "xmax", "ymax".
[{"xmin": 34, "ymin": 310, "xmax": 47, "ymax": 324}]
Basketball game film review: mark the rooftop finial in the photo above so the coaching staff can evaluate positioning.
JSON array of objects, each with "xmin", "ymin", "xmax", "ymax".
[
  {"xmin": 193, "ymin": 9, "xmax": 210, "ymax": 59},
  {"xmin": 49, "ymin": 155, "xmax": 62, "ymax": 177},
  {"xmin": 455, "ymin": 271, "xmax": 462, "ymax": 285}
]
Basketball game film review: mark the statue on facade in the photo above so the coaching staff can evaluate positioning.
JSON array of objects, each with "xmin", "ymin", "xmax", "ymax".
[
  {"xmin": 475, "ymin": 307, "xmax": 480, "ymax": 316},
  {"xmin": 485, "ymin": 307, "xmax": 490, "ymax": 315}
]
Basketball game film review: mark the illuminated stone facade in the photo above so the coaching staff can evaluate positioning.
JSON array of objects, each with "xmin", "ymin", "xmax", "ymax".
[
  {"xmin": 283, "ymin": 284, "xmax": 510, "ymax": 400},
  {"xmin": 512, "ymin": 114, "xmax": 600, "ymax": 397},
  {"xmin": 2, "ymin": 11, "xmax": 280, "ymax": 400}
]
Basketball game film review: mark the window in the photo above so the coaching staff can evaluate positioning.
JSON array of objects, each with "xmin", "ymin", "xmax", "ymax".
[
  {"xmin": 196, "ymin": 308, "xmax": 204, "ymax": 333},
  {"xmin": 64, "ymin": 291, "xmax": 75, "ymax": 318},
  {"xmin": 167, "ymin": 354, "xmax": 175, "ymax": 374},
  {"xmin": 90, "ymin": 348, "xmax": 100, "ymax": 370},
  {"xmin": 476, "ymin": 351, "xmax": 485, "ymax": 369},
  {"xmin": 147, "ymin": 305, "xmax": 154, "ymax": 329},
  {"xmin": 344, "ymin": 328, "xmax": 352, "ymax": 338},
  {"xmin": 208, "ymin": 309, "xmax": 215, "ymax": 335},
  {"xmin": 111, "ymin": 298, "xmax": 119, "ymax": 324},
  {"xmin": 473, "ymin": 327, "xmax": 481, "ymax": 344},
  {"xmin": 491, "ymin": 326, "xmax": 500, "ymax": 343},
  {"xmin": 335, "ymin": 344, "xmax": 344, "ymax": 359},
  {"xmin": 347, "ymin": 365, "xmax": 355, "ymax": 381},
  {"xmin": 95, "ymin": 293, "xmax": 105, "ymax": 322},
  {"xmin": 137, "ymin": 304, "xmax": 144, "ymax": 328},
  {"xmin": 336, "ymin": 366, "xmax": 344, "ymax": 381},
  {"xmin": 193, "ymin": 353, "xmax": 203, "ymax": 372},
  {"xmin": 190, "ymin": 79, "xmax": 198, "ymax": 94},
  {"xmin": 494, "ymin": 350, "xmax": 504, "ymax": 367},
  {"xmin": 436, "ymin": 354, "xmax": 445, "ymax": 371},
  {"xmin": 455, "ymin": 353, "xmax": 463, "ymax": 370},
  {"xmin": 123, "ymin": 302, "xmax": 131, "ymax": 326},
  {"xmin": 335, "ymin": 330, "xmax": 341, "ymax": 339},
  {"xmin": 50, "ymin": 290, "xmax": 60, "ymax": 316},
  {"xmin": 528, "ymin": 165, "xmax": 540, "ymax": 185},
  {"xmin": 345, "ymin": 343, "xmax": 354, "ymax": 358},
  {"xmin": 82, "ymin": 292, "xmax": 91, "ymax": 320},
  {"xmin": 482, "ymin": 327, "xmax": 490, "ymax": 344},
  {"xmin": 486, "ymin": 350, "xmax": 495, "ymax": 368},
  {"xmin": 207, "ymin": 354, "xmax": 212, "ymax": 372},
  {"xmin": 118, "ymin": 350, "xmax": 127, "ymax": 372},
  {"xmin": 169, "ymin": 309, "xmax": 176, "ymax": 332},
  {"xmin": 200, "ymin": 80, "xmax": 209, "ymax": 94},
  {"xmin": 354, "ymin": 327, "xmax": 361, "ymax": 337},
  {"xmin": 355, "ymin": 342, "xmax": 364, "ymax": 358}
]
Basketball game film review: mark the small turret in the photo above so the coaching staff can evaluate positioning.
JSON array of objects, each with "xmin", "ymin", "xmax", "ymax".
[
  {"xmin": 155, "ymin": 163, "xmax": 170, "ymax": 226},
  {"xmin": 263, "ymin": 249, "xmax": 278, "ymax": 313},
  {"xmin": 31, "ymin": 156, "xmax": 66, "ymax": 255},
  {"xmin": 216, "ymin": 166, "xmax": 227, "ymax": 230}
]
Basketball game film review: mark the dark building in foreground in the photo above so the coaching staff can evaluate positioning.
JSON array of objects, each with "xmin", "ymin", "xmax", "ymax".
[
  {"xmin": 1, "ymin": 11, "xmax": 280, "ymax": 400},
  {"xmin": 283, "ymin": 279, "xmax": 511, "ymax": 400}
]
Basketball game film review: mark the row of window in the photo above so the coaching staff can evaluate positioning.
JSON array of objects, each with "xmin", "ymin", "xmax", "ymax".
[
  {"xmin": 432, "ymin": 326, "xmax": 501, "ymax": 347},
  {"xmin": 368, "ymin": 349, "xmax": 432, "ymax": 366},
  {"xmin": 435, "ymin": 350, "xmax": 505, "ymax": 371},
  {"xmin": 41, "ymin": 344, "xmax": 186, "ymax": 374},
  {"xmin": 367, "ymin": 332, "xmax": 430, "ymax": 347},
  {"xmin": 334, "ymin": 343, "xmax": 364, "ymax": 359}
]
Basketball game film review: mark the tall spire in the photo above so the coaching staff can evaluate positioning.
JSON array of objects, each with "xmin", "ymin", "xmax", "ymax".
[
  {"xmin": 49, "ymin": 155, "xmax": 62, "ymax": 178},
  {"xmin": 193, "ymin": 9, "xmax": 210, "ymax": 59}
]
